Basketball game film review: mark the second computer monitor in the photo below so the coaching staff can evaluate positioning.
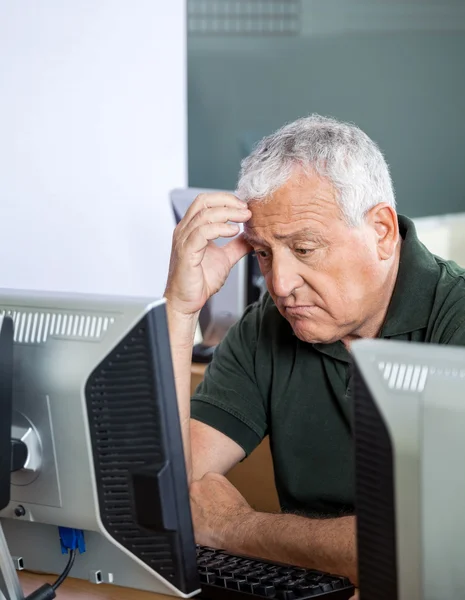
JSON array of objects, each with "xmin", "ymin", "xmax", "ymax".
[{"xmin": 352, "ymin": 339, "xmax": 465, "ymax": 600}]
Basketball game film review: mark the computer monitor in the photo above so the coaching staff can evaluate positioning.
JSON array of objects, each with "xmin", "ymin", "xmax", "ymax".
[
  {"xmin": 352, "ymin": 339, "xmax": 465, "ymax": 600},
  {"xmin": 0, "ymin": 315, "xmax": 14, "ymax": 511},
  {"xmin": 0, "ymin": 289, "xmax": 199, "ymax": 597},
  {"xmin": 170, "ymin": 188, "xmax": 265, "ymax": 351}
]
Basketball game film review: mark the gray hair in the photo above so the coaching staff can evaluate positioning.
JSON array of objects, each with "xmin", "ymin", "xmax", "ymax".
[{"xmin": 236, "ymin": 114, "xmax": 396, "ymax": 227}]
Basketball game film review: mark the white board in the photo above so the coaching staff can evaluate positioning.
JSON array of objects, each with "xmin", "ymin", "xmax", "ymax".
[{"xmin": 0, "ymin": 0, "xmax": 186, "ymax": 298}]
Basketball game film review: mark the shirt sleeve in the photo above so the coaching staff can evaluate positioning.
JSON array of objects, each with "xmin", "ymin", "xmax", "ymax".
[{"xmin": 191, "ymin": 300, "xmax": 268, "ymax": 456}]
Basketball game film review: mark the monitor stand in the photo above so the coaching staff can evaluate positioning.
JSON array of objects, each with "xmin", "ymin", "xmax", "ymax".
[{"xmin": 0, "ymin": 521, "xmax": 24, "ymax": 600}]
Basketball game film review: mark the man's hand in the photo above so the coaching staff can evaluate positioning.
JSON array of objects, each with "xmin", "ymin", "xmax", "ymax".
[
  {"xmin": 190, "ymin": 472, "xmax": 254, "ymax": 549},
  {"xmin": 165, "ymin": 192, "xmax": 252, "ymax": 316}
]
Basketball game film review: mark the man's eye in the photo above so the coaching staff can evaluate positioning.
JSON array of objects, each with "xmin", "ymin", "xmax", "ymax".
[
  {"xmin": 255, "ymin": 250, "xmax": 270, "ymax": 259},
  {"xmin": 295, "ymin": 248, "xmax": 313, "ymax": 256}
]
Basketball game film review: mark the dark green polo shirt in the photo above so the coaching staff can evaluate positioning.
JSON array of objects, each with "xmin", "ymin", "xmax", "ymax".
[{"xmin": 191, "ymin": 216, "xmax": 465, "ymax": 516}]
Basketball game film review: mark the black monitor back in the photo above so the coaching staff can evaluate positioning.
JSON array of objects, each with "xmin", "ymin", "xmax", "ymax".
[
  {"xmin": 84, "ymin": 303, "xmax": 200, "ymax": 594},
  {"xmin": 0, "ymin": 316, "xmax": 14, "ymax": 511},
  {"xmin": 352, "ymin": 359, "xmax": 398, "ymax": 600}
]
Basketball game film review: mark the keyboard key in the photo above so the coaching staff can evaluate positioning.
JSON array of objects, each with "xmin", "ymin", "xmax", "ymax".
[
  {"xmin": 239, "ymin": 582, "xmax": 261, "ymax": 594},
  {"xmin": 215, "ymin": 576, "xmax": 233, "ymax": 587},
  {"xmin": 304, "ymin": 572, "xmax": 324, "ymax": 583},
  {"xmin": 278, "ymin": 581, "xmax": 300, "ymax": 590},
  {"xmin": 267, "ymin": 566, "xmax": 281, "ymax": 574},
  {"xmin": 276, "ymin": 590, "xmax": 296, "ymax": 600},
  {"xmin": 226, "ymin": 579, "xmax": 243, "ymax": 591},
  {"xmin": 246, "ymin": 575, "xmax": 268, "ymax": 584},
  {"xmin": 223, "ymin": 561, "xmax": 241, "ymax": 570},
  {"xmin": 204, "ymin": 561, "xmax": 223, "ymax": 569},
  {"xmin": 269, "ymin": 576, "xmax": 286, "ymax": 586},
  {"xmin": 241, "ymin": 560, "xmax": 256, "ymax": 567},
  {"xmin": 213, "ymin": 567, "xmax": 235, "ymax": 576},
  {"xmin": 256, "ymin": 584, "xmax": 276, "ymax": 596},
  {"xmin": 199, "ymin": 572, "xmax": 217, "ymax": 584},
  {"xmin": 294, "ymin": 584, "xmax": 323, "ymax": 597},
  {"xmin": 334, "ymin": 576, "xmax": 351, "ymax": 587},
  {"xmin": 315, "ymin": 577, "xmax": 336, "ymax": 593},
  {"xmin": 232, "ymin": 567, "xmax": 250, "ymax": 576},
  {"xmin": 279, "ymin": 568, "xmax": 296, "ymax": 576},
  {"xmin": 247, "ymin": 568, "xmax": 267, "ymax": 576}
]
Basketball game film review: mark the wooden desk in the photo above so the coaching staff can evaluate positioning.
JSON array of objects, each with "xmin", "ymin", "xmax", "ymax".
[
  {"xmin": 191, "ymin": 364, "xmax": 280, "ymax": 514},
  {"xmin": 18, "ymin": 573, "xmax": 357, "ymax": 600},
  {"xmin": 18, "ymin": 571, "xmax": 171, "ymax": 599}
]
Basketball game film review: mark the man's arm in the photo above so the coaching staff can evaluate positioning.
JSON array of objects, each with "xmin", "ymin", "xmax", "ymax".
[
  {"xmin": 166, "ymin": 301, "xmax": 246, "ymax": 483},
  {"xmin": 232, "ymin": 512, "xmax": 356, "ymax": 583},
  {"xmin": 164, "ymin": 191, "xmax": 252, "ymax": 482},
  {"xmin": 165, "ymin": 305, "xmax": 197, "ymax": 480},
  {"xmin": 190, "ymin": 473, "xmax": 358, "ymax": 585}
]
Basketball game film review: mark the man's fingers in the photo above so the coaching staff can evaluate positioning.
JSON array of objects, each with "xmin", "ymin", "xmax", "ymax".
[
  {"xmin": 186, "ymin": 223, "xmax": 240, "ymax": 255},
  {"xmin": 183, "ymin": 192, "xmax": 247, "ymax": 224},
  {"xmin": 180, "ymin": 205, "xmax": 250, "ymax": 239},
  {"xmin": 223, "ymin": 233, "xmax": 253, "ymax": 268}
]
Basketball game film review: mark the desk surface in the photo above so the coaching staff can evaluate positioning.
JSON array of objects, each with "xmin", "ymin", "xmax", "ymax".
[{"xmin": 18, "ymin": 571, "xmax": 173, "ymax": 600}]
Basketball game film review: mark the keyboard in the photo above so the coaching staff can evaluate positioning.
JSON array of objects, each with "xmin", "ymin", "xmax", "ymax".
[{"xmin": 196, "ymin": 546, "xmax": 355, "ymax": 600}]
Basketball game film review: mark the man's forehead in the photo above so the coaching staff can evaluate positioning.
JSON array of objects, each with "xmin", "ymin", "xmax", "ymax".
[
  {"xmin": 245, "ymin": 199, "xmax": 338, "ymax": 230},
  {"xmin": 248, "ymin": 177, "xmax": 337, "ymax": 216},
  {"xmin": 243, "ymin": 222, "xmax": 327, "ymax": 245},
  {"xmin": 243, "ymin": 173, "xmax": 341, "ymax": 242}
]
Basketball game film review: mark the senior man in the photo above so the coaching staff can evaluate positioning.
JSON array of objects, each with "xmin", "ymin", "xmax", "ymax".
[{"xmin": 164, "ymin": 115, "xmax": 465, "ymax": 584}]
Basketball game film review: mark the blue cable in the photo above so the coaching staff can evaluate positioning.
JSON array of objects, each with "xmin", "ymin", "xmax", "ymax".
[{"xmin": 58, "ymin": 527, "xmax": 86, "ymax": 554}]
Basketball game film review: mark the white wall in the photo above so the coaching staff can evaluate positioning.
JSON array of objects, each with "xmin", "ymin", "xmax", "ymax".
[{"xmin": 0, "ymin": 1, "xmax": 186, "ymax": 297}]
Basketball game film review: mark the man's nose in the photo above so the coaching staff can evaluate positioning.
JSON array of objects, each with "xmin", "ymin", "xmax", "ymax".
[{"xmin": 270, "ymin": 255, "xmax": 304, "ymax": 298}]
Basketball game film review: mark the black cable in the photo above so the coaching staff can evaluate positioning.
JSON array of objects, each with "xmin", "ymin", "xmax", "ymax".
[
  {"xmin": 52, "ymin": 549, "xmax": 76, "ymax": 590},
  {"xmin": 26, "ymin": 541, "xmax": 80, "ymax": 600},
  {"xmin": 26, "ymin": 549, "xmax": 76, "ymax": 600}
]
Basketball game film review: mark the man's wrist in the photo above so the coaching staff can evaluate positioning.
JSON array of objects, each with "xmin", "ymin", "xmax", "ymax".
[
  {"xmin": 222, "ymin": 510, "xmax": 268, "ymax": 555},
  {"xmin": 164, "ymin": 299, "xmax": 200, "ymax": 348}
]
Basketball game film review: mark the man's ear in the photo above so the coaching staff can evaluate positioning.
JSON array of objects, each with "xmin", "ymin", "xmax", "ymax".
[{"xmin": 365, "ymin": 203, "xmax": 399, "ymax": 260}]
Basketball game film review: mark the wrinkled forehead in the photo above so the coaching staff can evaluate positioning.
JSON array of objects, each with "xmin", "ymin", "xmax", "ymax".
[
  {"xmin": 247, "ymin": 170, "xmax": 339, "ymax": 214},
  {"xmin": 243, "ymin": 174, "xmax": 343, "ymax": 244}
]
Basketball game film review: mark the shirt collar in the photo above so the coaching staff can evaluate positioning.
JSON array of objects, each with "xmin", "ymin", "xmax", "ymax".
[{"xmin": 380, "ymin": 214, "xmax": 439, "ymax": 337}]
